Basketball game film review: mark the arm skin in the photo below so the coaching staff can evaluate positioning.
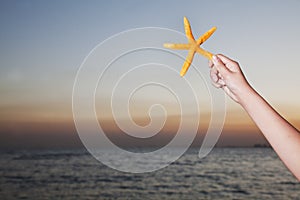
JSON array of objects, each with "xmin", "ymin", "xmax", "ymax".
[{"xmin": 209, "ymin": 54, "xmax": 300, "ymax": 181}]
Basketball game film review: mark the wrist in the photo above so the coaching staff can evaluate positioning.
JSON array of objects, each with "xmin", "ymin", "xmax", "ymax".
[{"xmin": 237, "ymin": 85, "xmax": 257, "ymax": 107}]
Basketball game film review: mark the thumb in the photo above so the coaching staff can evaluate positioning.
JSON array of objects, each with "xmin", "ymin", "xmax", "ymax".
[{"xmin": 212, "ymin": 55, "xmax": 231, "ymax": 77}]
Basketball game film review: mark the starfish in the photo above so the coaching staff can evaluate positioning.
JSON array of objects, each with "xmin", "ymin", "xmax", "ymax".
[{"xmin": 164, "ymin": 17, "xmax": 216, "ymax": 76}]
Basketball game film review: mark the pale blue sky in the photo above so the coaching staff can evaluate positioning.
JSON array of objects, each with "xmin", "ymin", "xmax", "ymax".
[{"xmin": 1, "ymin": 0, "xmax": 300, "ymax": 122}]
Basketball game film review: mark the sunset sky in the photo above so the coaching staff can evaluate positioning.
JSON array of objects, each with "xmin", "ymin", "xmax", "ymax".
[{"xmin": 1, "ymin": 0, "xmax": 300, "ymax": 149}]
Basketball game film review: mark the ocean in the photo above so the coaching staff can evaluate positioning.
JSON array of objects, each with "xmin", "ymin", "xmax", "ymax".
[{"xmin": 0, "ymin": 148, "xmax": 299, "ymax": 199}]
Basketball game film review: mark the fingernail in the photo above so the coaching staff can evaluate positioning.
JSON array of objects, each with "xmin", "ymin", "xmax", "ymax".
[
  {"xmin": 212, "ymin": 55, "xmax": 218, "ymax": 63},
  {"xmin": 212, "ymin": 74, "xmax": 218, "ymax": 82}
]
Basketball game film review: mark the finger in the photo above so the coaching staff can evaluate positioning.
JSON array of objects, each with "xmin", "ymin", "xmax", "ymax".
[
  {"xmin": 212, "ymin": 55, "xmax": 231, "ymax": 78},
  {"xmin": 216, "ymin": 54, "xmax": 235, "ymax": 65},
  {"xmin": 217, "ymin": 54, "xmax": 240, "ymax": 72},
  {"xmin": 210, "ymin": 69, "xmax": 223, "ymax": 88},
  {"xmin": 210, "ymin": 67, "xmax": 221, "ymax": 81},
  {"xmin": 210, "ymin": 69, "xmax": 219, "ymax": 83},
  {"xmin": 211, "ymin": 80, "xmax": 223, "ymax": 88},
  {"xmin": 217, "ymin": 79, "xmax": 226, "ymax": 86},
  {"xmin": 210, "ymin": 70, "xmax": 226, "ymax": 89},
  {"xmin": 217, "ymin": 72, "xmax": 223, "ymax": 79},
  {"xmin": 208, "ymin": 60, "xmax": 214, "ymax": 68},
  {"xmin": 212, "ymin": 78, "xmax": 226, "ymax": 88}
]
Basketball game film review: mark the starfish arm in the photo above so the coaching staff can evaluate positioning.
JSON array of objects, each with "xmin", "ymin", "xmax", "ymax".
[
  {"xmin": 196, "ymin": 47, "xmax": 214, "ymax": 60},
  {"xmin": 183, "ymin": 17, "xmax": 195, "ymax": 42},
  {"xmin": 197, "ymin": 26, "xmax": 217, "ymax": 45},
  {"xmin": 163, "ymin": 43, "xmax": 190, "ymax": 50},
  {"xmin": 180, "ymin": 50, "xmax": 195, "ymax": 76}
]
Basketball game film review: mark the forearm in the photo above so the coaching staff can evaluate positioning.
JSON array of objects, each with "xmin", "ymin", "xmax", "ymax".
[
  {"xmin": 239, "ymin": 87, "xmax": 300, "ymax": 180},
  {"xmin": 210, "ymin": 54, "xmax": 300, "ymax": 180}
]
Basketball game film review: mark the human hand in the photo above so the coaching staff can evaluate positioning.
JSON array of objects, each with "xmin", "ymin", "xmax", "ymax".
[{"xmin": 208, "ymin": 54, "xmax": 253, "ymax": 104}]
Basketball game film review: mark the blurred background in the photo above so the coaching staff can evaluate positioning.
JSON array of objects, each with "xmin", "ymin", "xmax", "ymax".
[{"xmin": 1, "ymin": 0, "xmax": 300, "ymax": 149}]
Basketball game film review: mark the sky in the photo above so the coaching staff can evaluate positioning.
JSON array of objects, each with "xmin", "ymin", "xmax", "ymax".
[{"xmin": 1, "ymin": 0, "xmax": 300, "ymax": 149}]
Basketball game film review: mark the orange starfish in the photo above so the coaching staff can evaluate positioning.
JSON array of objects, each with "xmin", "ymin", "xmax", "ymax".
[{"xmin": 164, "ymin": 17, "xmax": 216, "ymax": 76}]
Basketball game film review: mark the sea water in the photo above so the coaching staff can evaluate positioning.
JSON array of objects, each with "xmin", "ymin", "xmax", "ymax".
[{"xmin": 0, "ymin": 148, "xmax": 299, "ymax": 199}]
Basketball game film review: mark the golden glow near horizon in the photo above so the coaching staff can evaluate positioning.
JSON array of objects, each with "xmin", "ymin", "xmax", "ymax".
[{"xmin": 1, "ymin": 1, "xmax": 300, "ymax": 148}]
